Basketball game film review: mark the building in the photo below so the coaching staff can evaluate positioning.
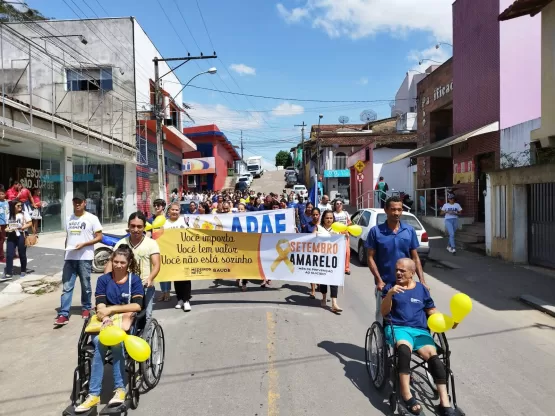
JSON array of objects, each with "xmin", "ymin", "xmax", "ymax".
[
  {"xmin": 182, "ymin": 125, "xmax": 241, "ymax": 192},
  {"xmin": 1, "ymin": 17, "xmax": 186, "ymax": 230},
  {"xmin": 485, "ymin": 0, "xmax": 555, "ymax": 268},
  {"xmin": 303, "ymin": 119, "xmax": 417, "ymax": 204},
  {"xmin": 390, "ymin": 70, "xmax": 427, "ymax": 133}
]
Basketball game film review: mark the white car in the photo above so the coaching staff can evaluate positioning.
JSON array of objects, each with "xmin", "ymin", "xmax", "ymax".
[
  {"xmin": 349, "ymin": 208, "xmax": 430, "ymax": 267},
  {"xmin": 292, "ymin": 184, "xmax": 308, "ymax": 198},
  {"xmin": 238, "ymin": 174, "xmax": 253, "ymax": 186}
]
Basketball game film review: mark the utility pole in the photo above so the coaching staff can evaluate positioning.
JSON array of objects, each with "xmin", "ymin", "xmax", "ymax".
[
  {"xmin": 153, "ymin": 53, "xmax": 217, "ymax": 201},
  {"xmin": 294, "ymin": 121, "xmax": 307, "ymax": 183},
  {"xmin": 240, "ymin": 130, "xmax": 244, "ymax": 160}
]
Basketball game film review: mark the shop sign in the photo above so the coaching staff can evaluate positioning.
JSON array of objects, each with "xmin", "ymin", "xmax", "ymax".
[
  {"xmin": 17, "ymin": 168, "xmax": 53, "ymax": 190},
  {"xmin": 434, "ymin": 82, "xmax": 453, "ymax": 101},
  {"xmin": 182, "ymin": 157, "xmax": 216, "ymax": 175},
  {"xmin": 453, "ymin": 160, "xmax": 474, "ymax": 184},
  {"xmin": 323, "ymin": 169, "xmax": 350, "ymax": 178}
]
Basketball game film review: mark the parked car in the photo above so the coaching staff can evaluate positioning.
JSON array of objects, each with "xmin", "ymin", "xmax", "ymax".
[
  {"xmin": 349, "ymin": 208, "xmax": 429, "ymax": 267},
  {"xmin": 238, "ymin": 175, "xmax": 253, "ymax": 186},
  {"xmin": 284, "ymin": 167, "xmax": 296, "ymax": 178},
  {"xmin": 286, "ymin": 173, "xmax": 297, "ymax": 187},
  {"xmin": 292, "ymin": 184, "xmax": 308, "ymax": 198},
  {"xmin": 235, "ymin": 180, "xmax": 249, "ymax": 192}
]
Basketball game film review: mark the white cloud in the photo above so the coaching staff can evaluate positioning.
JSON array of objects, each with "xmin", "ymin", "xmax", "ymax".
[
  {"xmin": 229, "ymin": 63, "xmax": 256, "ymax": 76},
  {"xmin": 276, "ymin": 1, "xmax": 452, "ymax": 42},
  {"xmin": 186, "ymin": 102, "xmax": 265, "ymax": 131},
  {"xmin": 358, "ymin": 77, "xmax": 369, "ymax": 86},
  {"xmin": 271, "ymin": 102, "xmax": 305, "ymax": 117},
  {"xmin": 276, "ymin": 3, "xmax": 310, "ymax": 23}
]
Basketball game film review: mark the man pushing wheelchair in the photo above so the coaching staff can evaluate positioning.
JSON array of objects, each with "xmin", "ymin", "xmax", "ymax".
[{"xmin": 380, "ymin": 258, "xmax": 459, "ymax": 416}]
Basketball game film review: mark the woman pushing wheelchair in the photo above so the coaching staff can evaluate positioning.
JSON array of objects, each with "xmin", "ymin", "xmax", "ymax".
[
  {"xmin": 75, "ymin": 245, "xmax": 144, "ymax": 413},
  {"xmin": 381, "ymin": 258, "xmax": 457, "ymax": 416}
]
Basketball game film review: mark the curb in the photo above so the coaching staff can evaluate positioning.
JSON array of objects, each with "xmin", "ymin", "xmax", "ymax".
[
  {"xmin": 519, "ymin": 294, "xmax": 555, "ymax": 318},
  {"xmin": 0, "ymin": 271, "xmax": 62, "ymax": 310}
]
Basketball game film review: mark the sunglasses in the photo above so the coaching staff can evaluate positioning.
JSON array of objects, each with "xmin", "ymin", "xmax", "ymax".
[{"xmin": 15, "ymin": 204, "xmax": 22, "ymax": 208}]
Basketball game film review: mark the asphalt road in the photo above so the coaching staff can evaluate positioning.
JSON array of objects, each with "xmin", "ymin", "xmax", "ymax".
[{"xmin": 0, "ymin": 170, "xmax": 554, "ymax": 416}]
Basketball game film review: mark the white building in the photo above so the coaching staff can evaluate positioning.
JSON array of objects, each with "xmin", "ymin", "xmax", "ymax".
[
  {"xmin": 1, "ymin": 18, "xmax": 190, "ymax": 231},
  {"xmin": 391, "ymin": 71, "xmax": 427, "ymax": 132}
]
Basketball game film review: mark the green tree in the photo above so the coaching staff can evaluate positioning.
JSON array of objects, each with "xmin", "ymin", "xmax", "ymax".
[
  {"xmin": 0, "ymin": 1, "xmax": 48, "ymax": 22},
  {"xmin": 275, "ymin": 150, "xmax": 293, "ymax": 167}
]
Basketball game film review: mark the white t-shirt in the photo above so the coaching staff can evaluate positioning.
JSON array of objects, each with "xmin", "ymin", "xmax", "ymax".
[
  {"xmin": 65, "ymin": 212, "xmax": 103, "ymax": 261},
  {"xmin": 316, "ymin": 225, "xmax": 339, "ymax": 235},
  {"xmin": 115, "ymin": 237, "xmax": 160, "ymax": 285},
  {"xmin": 163, "ymin": 217, "xmax": 188, "ymax": 229},
  {"xmin": 7, "ymin": 212, "xmax": 32, "ymax": 237},
  {"xmin": 318, "ymin": 203, "xmax": 332, "ymax": 212},
  {"xmin": 333, "ymin": 210, "xmax": 351, "ymax": 225},
  {"xmin": 441, "ymin": 203, "xmax": 462, "ymax": 220}
]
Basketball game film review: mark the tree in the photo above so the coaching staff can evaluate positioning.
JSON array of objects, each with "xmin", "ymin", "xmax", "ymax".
[
  {"xmin": 0, "ymin": 1, "xmax": 48, "ymax": 22},
  {"xmin": 275, "ymin": 150, "xmax": 293, "ymax": 167}
]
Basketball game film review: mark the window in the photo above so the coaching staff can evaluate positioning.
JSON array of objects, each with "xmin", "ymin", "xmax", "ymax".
[
  {"xmin": 66, "ymin": 67, "xmax": 113, "ymax": 91},
  {"xmin": 359, "ymin": 211, "xmax": 371, "ymax": 227},
  {"xmin": 351, "ymin": 211, "xmax": 362, "ymax": 224},
  {"xmin": 334, "ymin": 152, "xmax": 347, "ymax": 170},
  {"xmin": 494, "ymin": 185, "xmax": 507, "ymax": 239},
  {"xmin": 187, "ymin": 175, "xmax": 197, "ymax": 187}
]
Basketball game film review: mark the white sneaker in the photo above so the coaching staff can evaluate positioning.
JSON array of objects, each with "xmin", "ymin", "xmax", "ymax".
[
  {"xmin": 451, "ymin": 248, "xmax": 456, "ymax": 254},
  {"xmin": 0, "ymin": 274, "xmax": 12, "ymax": 282},
  {"xmin": 175, "ymin": 300, "xmax": 184, "ymax": 309},
  {"xmin": 184, "ymin": 301, "xmax": 191, "ymax": 312},
  {"xmin": 446, "ymin": 246, "xmax": 452, "ymax": 253}
]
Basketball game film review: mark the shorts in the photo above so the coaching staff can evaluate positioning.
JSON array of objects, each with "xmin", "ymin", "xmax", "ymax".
[{"xmin": 385, "ymin": 325, "xmax": 435, "ymax": 351}]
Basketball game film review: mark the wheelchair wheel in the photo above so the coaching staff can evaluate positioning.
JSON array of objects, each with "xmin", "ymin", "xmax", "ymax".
[
  {"xmin": 140, "ymin": 318, "xmax": 165, "ymax": 390},
  {"xmin": 72, "ymin": 357, "xmax": 92, "ymax": 404},
  {"xmin": 365, "ymin": 321, "xmax": 387, "ymax": 390},
  {"xmin": 129, "ymin": 362, "xmax": 140, "ymax": 410}
]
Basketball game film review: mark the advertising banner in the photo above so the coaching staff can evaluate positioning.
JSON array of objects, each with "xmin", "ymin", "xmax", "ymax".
[
  {"xmin": 182, "ymin": 157, "xmax": 216, "ymax": 175},
  {"xmin": 183, "ymin": 209, "xmax": 296, "ymax": 233},
  {"xmin": 453, "ymin": 160, "xmax": 474, "ymax": 184},
  {"xmin": 155, "ymin": 229, "xmax": 346, "ymax": 286}
]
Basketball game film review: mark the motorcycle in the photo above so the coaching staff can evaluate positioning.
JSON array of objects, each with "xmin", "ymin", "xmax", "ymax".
[{"xmin": 92, "ymin": 233, "xmax": 128, "ymax": 273}]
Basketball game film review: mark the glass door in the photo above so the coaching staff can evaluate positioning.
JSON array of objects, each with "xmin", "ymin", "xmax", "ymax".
[{"xmin": 40, "ymin": 143, "xmax": 64, "ymax": 232}]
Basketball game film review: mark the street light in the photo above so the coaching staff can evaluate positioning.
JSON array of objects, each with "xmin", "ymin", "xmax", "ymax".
[
  {"xmin": 419, "ymin": 58, "xmax": 443, "ymax": 65},
  {"xmin": 161, "ymin": 68, "xmax": 217, "ymax": 114},
  {"xmin": 435, "ymin": 42, "xmax": 453, "ymax": 49},
  {"xmin": 407, "ymin": 69, "xmax": 424, "ymax": 75},
  {"xmin": 33, "ymin": 34, "xmax": 88, "ymax": 45}
]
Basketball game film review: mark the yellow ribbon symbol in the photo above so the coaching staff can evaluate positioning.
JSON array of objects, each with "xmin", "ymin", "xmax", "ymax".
[{"xmin": 271, "ymin": 239, "xmax": 294, "ymax": 273}]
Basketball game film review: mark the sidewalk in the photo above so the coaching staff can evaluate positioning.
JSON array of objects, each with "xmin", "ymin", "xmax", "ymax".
[{"xmin": 427, "ymin": 231, "xmax": 555, "ymax": 317}]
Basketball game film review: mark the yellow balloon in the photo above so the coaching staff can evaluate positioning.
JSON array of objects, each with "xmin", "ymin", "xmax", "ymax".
[
  {"xmin": 124, "ymin": 335, "xmax": 151, "ymax": 362},
  {"xmin": 152, "ymin": 215, "xmax": 166, "ymax": 230},
  {"xmin": 427, "ymin": 313, "xmax": 454, "ymax": 333},
  {"xmin": 450, "ymin": 293, "xmax": 472, "ymax": 323},
  {"xmin": 347, "ymin": 224, "xmax": 362, "ymax": 237},
  {"xmin": 98, "ymin": 325, "xmax": 127, "ymax": 347},
  {"xmin": 240, "ymin": 199, "xmax": 246, "ymax": 204},
  {"xmin": 144, "ymin": 222, "xmax": 153, "ymax": 231},
  {"xmin": 331, "ymin": 222, "xmax": 348, "ymax": 233}
]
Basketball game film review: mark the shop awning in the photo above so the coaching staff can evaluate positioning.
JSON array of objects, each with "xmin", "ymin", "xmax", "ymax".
[
  {"xmin": 163, "ymin": 125, "xmax": 197, "ymax": 152},
  {"xmin": 385, "ymin": 122, "xmax": 499, "ymax": 163}
]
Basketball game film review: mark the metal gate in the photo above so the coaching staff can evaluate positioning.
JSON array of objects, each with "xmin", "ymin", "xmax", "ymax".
[{"xmin": 528, "ymin": 183, "xmax": 555, "ymax": 268}]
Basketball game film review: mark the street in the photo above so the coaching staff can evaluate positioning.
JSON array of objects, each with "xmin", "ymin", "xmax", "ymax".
[{"xmin": 0, "ymin": 171, "xmax": 554, "ymax": 416}]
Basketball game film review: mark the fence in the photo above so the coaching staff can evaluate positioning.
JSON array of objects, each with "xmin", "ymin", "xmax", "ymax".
[{"xmin": 414, "ymin": 187, "xmax": 450, "ymax": 217}]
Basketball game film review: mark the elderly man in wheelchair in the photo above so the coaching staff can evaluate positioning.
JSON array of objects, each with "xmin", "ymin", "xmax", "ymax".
[
  {"xmin": 65, "ymin": 244, "xmax": 165, "ymax": 415},
  {"xmin": 366, "ymin": 258, "xmax": 463, "ymax": 416}
]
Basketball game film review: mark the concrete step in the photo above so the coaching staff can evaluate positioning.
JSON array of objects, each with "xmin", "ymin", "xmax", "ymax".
[
  {"xmin": 223, "ymin": 176, "xmax": 237, "ymax": 190},
  {"xmin": 457, "ymin": 242, "xmax": 486, "ymax": 255},
  {"xmin": 455, "ymin": 232, "xmax": 485, "ymax": 244}
]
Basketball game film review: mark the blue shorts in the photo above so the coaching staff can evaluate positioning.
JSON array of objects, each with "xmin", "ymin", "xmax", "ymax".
[{"xmin": 385, "ymin": 325, "xmax": 435, "ymax": 351}]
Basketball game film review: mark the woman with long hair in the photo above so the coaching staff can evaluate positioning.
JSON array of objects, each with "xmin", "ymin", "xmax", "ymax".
[
  {"xmin": 303, "ymin": 207, "xmax": 321, "ymax": 299},
  {"xmin": 2, "ymin": 200, "xmax": 31, "ymax": 280},
  {"xmin": 75, "ymin": 245, "xmax": 144, "ymax": 413},
  {"xmin": 299, "ymin": 202, "xmax": 314, "ymax": 232},
  {"xmin": 247, "ymin": 196, "xmax": 264, "ymax": 211},
  {"xmin": 333, "ymin": 199, "xmax": 352, "ymax": 275},
  {"xmin": 317, "ymin": 210, "xmax": 343, "ymax": 313}
]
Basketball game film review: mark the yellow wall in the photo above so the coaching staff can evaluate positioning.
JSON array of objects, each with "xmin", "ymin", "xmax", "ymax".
[{"xmin": 532, "ymin": 2, "xmax": 555, "ymax": 145}]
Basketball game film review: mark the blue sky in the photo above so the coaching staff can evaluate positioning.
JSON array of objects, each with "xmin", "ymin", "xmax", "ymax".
[{"xmin": 27, "ymin": 0, "xmax": 453, "ymax": 170}]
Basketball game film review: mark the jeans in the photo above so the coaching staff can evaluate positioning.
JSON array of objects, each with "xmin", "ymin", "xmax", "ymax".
[
  {"xmin": 160, "ymin": 281, "xmax": 171, "ymax": 292},
  {"xmin": 445, "ymin": 218, "xmax": 458, "ymax": 249},
  {"xmin": 5, "ymin": 233, "xmax": 26, "ymax": 275},
  {"xmin": 89, "ymin": 335, "xmax": 125, "ymax": 396},
  {"xmin": 375, "ymin": 288, "xmax": 383, "ymax": 325},
  {"xmin": 145, "ymin": 285, "xmax": 155, "ymax": 321},
  {"xmin": 0, "ymin": 225, "xmax": 6, "ymax": 260},
  {"xmin": 59, "ymin": 260, "xmax": 92, "ymax": 317}
]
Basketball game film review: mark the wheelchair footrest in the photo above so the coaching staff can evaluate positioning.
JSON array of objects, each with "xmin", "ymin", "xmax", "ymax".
[
  {"xmin": 62, "ymin": 405, "xmax": 98, "ymax": 416},
  {"xmin": 99, "ymin": 401, "xmax": 130, "ymax": 415}
]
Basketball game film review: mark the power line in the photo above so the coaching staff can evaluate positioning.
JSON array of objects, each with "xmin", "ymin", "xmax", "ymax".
[{"xmin": 195, "ymin": 0, "xmax": 215, "ymax": 52}]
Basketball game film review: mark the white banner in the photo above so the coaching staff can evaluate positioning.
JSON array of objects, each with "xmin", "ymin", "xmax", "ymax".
[{"xmin": 183, "ymin": 208, "xmax": 296, "ymax": 233}]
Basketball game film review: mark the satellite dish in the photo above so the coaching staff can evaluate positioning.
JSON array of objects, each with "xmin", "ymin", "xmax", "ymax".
[
  {"xmin": 338, "ymin": 115, "xmax": 349, "ymax": 125},
  {"xmin": 360, "ymin": 109, "xmax": 377, "ymax": 123}
]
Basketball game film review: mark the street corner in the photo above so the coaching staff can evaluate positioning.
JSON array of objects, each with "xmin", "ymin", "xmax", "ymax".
[{"xmin": 0, "ymin": 271, "xmax": 63, "ymax": 300}]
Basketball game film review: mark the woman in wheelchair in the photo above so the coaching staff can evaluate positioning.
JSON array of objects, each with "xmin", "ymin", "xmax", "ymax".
[
  {"xmin": 381, "ymin": 258, "xmax": 456, "ymax": 416},
  {"xmin": 76, "ymin": 245, "xmax": 144, "ymax": 413}
]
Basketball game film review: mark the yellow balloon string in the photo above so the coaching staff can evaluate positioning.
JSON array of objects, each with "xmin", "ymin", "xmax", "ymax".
[{"xmin": 270, "ymin": 239, "xmax": 294, "ymax": 273}]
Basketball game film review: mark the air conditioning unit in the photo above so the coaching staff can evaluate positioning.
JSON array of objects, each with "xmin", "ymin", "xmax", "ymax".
[{"xmin": 396, "ymin": 112, "xmax": 417, "ymax": 132}]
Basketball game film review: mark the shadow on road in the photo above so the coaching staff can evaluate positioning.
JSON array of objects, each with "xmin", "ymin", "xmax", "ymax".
[{"xmin": 317, "ymin": 340, "xmax": 390, "ymax": 415}]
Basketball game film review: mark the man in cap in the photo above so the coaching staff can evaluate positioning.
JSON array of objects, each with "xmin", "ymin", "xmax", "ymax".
[{"xmin": 54, "ymin": 191, "xmax": 103, "ymax": 326}]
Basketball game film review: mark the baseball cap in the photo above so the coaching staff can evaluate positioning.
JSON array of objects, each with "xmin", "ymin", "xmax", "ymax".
[{"xmin": 72, "ymin": 191, "xmax": 86, "ymax": 201}]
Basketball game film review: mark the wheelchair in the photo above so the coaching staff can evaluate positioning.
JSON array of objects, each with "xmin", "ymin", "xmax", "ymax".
[
  {"xmin": 365, "ymin": 320, "xmax": 465, "ymax": 416},
  {"xmin": 63, "ymin": 309, "xmax": 165, "ymax": 416}
]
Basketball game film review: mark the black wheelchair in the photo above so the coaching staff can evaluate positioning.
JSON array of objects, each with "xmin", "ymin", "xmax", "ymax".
[
  {"xmin": 365, "ymin": 320, "xmax": 465, "ymax": 416},
  {"xmin": 63, "ymin": 310, "xmax": 165, "ymax": 416}
]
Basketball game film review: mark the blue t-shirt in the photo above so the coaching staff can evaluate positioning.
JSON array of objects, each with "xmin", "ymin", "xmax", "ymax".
[
  {"xmin": 0, "ymin": 200, "xmax": 8, "ymax": 225},
  {"xmin": 365, "ymin": 221, "xmax": 420, "ymax": 285},
  {"xmin": 287, "ymin": 202, "xmax": 297, "ymax": 209},
  {"xmin": 95, "ymin": 273, "xmax": 144, "ymax": 306},
  {"xmin": 304, "ymin": 221, "xmax": 318, "ymax": 233},
  {"xmin": 382, "ymin": 282, "xmax": 434, "ymax": 330}
]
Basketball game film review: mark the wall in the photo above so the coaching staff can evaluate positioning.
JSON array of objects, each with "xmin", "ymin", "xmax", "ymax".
[
  {"xmin": 453, "ymin": 0, "xmax": 500, "ymax": 135},
  {"xmin": 488, "ymin": 164, "xmax": 555, "ymax": 262},
  {"xmin": 373, "ymin": 148, "xmax": 417, "ymax": 196},
  {"xmin": 500, "ymin": 118, "xmax": 541, "ymax": 168},
  {"xmin": 4, "ymin": 19, "xmax": 136, "ymax": 149},
  {"xmin": 213, "ymin": 141, "xmax": 235, "ymax": 190},
  {"xmin": 499, "ymin": 0, "xmax": 541, "ymax": 130},
  {"xmin": 392, "ymin": 72, "xmax": 426, "ymax": 116}
]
